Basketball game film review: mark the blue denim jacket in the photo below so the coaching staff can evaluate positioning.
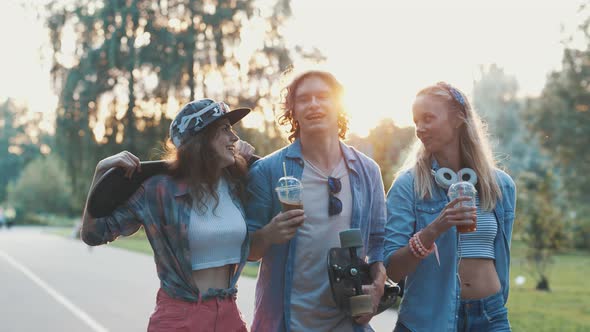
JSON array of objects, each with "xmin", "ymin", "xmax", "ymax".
[
  {"xmin": 246, "ymin": 140, "xmax": 386, "ymax": 332},
  {"xmin": 83, "ymin": 175, "xmax": 250, "ymax": 302},
  {"xmin": 384, "ymin": 163, "xmax": 516, "ymax": 332}
]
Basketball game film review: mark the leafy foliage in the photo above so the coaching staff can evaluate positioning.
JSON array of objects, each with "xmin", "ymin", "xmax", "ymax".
[
  {"xmin": 348, "ymin": 118, "xmax": 415, "ymax": 188},
  {"xmin": 6, "ymin": 155, "xmax": 74, "ymax": 217},
  {"xmin": 45, "ymin": 0, "xmax": 294, "ymax": 212},
  {"xmin": 0, "ymin": 99, "xmax": 52, "ymax": 203},
  {"xmin": 525, "ymin": 48, "xmax": 590, "ymax": 208},
  {"xmin": 516, "ymin": 171, "xmax": 568, "ymax": 289}
]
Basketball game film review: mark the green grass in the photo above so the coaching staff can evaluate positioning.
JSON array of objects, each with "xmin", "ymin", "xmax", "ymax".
[{"xmin": 508, "ymin": 241, "xmax": 590, "ymax": 331}]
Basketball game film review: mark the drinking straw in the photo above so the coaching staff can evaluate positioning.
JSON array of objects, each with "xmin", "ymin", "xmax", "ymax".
[{"xmin": 283, "ymin": 162, "xmax": 287, "ymax": 178}]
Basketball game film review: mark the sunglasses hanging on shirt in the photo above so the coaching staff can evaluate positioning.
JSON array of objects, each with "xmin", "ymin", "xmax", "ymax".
[{"xmin": 328, "ymin": 176, "xmax": 343, "ymax": 216}]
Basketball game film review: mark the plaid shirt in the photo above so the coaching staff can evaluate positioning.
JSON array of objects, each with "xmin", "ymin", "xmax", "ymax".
[{"xmin": 82, "ymin": 174, "xmax": 249, "ymax": 302}]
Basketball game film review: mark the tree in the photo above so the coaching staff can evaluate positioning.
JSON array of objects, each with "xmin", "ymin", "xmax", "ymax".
[
  {"xmin": 524, "ymin": 45, "xmax": 590, "ymax": 208},
  {"xmin": 0, "ymin": 99, "xmax": 52, "ymax": 203},
  {"xmin": 347, "ymin": 118, "xmax": 415, "ymax": 187},
  {"xmin": 473, "ymin": 64, "xmax": 545, "ymax": 176},
  {"xmin": 517, "ymin": 170, "xmax": 568, "ymax": 291},
  {"xmin": 45, "ymin": 0, "xmax": 295, "ymax": 212},
  {"xmin": 6, "ymin": 155, "xmax": 74, "ymax": 217}
]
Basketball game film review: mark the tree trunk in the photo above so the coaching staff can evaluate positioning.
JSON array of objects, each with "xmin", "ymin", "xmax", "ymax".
[
  {"xmin": 125, "ymin": 1, "xmax": 139, "ymax": 151},
  {"xmin": 536, "ymin": 275, "xmax": 550, "ymax": 291}
]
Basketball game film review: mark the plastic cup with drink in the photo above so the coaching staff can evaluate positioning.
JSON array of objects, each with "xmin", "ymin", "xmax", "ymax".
[
  {"xmin": 447, "ymin": 181, "xmax": 477, "ymax": 233},
  {"xmin": 275, "ymin": 162, "xmax": 303, "ymax": 211}
]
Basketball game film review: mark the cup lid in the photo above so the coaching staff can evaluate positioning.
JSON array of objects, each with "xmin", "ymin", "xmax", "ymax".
[
  {"xmin": 448, "ymin": 181, "xmax": 477, "ymax": 193},
  {"xmin": 276, "ymin": 176, "xmax": 302, "ymax": 189}
]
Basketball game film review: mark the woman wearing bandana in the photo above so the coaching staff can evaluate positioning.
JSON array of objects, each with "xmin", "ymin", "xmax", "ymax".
[
  {"xmin": 81, "ymin": 99, "xmax": 254, "ymax": 331},
  {"xmin": 384, "ymin": 83, "xmax": 516, "ymax": 332}
]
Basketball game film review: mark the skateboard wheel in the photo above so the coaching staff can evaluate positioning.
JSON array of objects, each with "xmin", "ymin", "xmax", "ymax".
[
  {"xmin": 350, "ymin": 294, "xmax": 373, "ymax": 316},
  {"xmin": 339, "ymin": 229, "xmax": 363, "ymax": 248}
]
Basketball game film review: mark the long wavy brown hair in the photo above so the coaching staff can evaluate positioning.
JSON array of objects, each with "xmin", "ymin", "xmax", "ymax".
[
  {"xmin": 277, "ymin": 70, "xmax": 349, "ymax": 142},
  {"xmin": 163, "ymin": 120, "xmax": 248, "ymax": 214}
]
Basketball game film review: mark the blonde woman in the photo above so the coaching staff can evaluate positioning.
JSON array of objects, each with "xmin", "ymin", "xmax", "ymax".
[{"xmin": 384, "ymin": 82, "xmax": 516, "ymax": 331}]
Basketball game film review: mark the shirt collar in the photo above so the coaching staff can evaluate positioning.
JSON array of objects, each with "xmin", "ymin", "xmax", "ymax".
[{"xmin": 285, "ymin": 138, "xmax": 358, "ymax": 164}]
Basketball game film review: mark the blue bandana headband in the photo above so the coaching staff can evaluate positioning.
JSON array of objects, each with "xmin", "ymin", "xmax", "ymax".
[{"xmin": 448, "ymin": 86, "xmax": 466, "ymax": 106}]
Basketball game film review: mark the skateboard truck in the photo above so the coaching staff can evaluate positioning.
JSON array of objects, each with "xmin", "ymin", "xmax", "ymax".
[{"xmin": 328, "ymin": 229, "xmax": 403, "ymax": 317}]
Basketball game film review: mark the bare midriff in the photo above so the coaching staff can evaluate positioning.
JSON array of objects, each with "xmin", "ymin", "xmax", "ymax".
[
  {"xmin": 191, "ymin": 265, "xmax": 232, "ymax": 294},
  {"xmin": 459, "ymin": 258, "xmax": 501, "ymax": 299}
]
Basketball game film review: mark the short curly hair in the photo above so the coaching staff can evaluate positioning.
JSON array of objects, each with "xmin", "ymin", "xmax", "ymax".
[{"xmin": 277, "ymin": 70, "xmax": 349, "ymax": 142}]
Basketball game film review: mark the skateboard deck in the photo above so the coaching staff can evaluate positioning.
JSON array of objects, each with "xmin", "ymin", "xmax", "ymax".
[
  {"xmin": 327, "ymin": 230, "xmax": 403, "ymax": 317},
  {"xmin": 87, "ymin": 160, "xmax": 169, "ymax": 218}
]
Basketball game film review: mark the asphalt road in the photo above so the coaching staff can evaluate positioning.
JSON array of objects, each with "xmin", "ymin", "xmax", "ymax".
[{"xmin": 0, "ymin": 227, "xmax": 397, "ymax": 331}]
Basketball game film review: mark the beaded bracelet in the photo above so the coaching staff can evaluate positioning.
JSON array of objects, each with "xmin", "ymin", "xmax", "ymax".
[
  {"xmin": 409, "ymin": 231, "xmax": 440, "ymax": 265},
  {"xmin": 414, "ymin": 231, "xmax": 435, "ymax": 256},
  {"xmin": 409, "ymin": 236, "xmax": 428, "ymax": 257},
  {"xmin": 409, "ymin": 236, "xmax": 422, "ymax": 257}
]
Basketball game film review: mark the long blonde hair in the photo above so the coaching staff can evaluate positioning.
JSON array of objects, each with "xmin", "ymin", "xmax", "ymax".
[{"xmin": 399, "ymin": 82, "xmax": 501, "ymax": 211}]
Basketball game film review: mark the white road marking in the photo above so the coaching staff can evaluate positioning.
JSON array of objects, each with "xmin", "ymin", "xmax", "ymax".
[{"xmin": 0, "ymin": 249, "xmax": 109, "ymax": 332}]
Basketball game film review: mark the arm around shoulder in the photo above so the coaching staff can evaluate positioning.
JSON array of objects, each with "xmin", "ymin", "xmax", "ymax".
[{"xmin": 245, "ymin": 160, "xmax": 274, "ymax": 261}]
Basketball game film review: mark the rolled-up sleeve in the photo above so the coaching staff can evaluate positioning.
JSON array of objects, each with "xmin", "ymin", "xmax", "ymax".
[
  {"xmin": 384, "ymin": 171, "xmax": 416, "ymax": 268},
  {"xmin": 367, "ymin": 164, "xmax": 386, "ymax": 264},
  {"xmin": 82, "ymin": 186, "xmax": 144, "ymax": 246},
  {"xmin": 245, "ymin": 161, "xmax": 273, "ymax": 233}
]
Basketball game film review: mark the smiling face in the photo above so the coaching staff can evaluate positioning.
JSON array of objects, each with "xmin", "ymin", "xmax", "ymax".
[
  {"xmin": 292, "ymin": 75, "xmax": 340, "ymax": 138},
  {"xmin": 412, "ymin": 95, "xmax": 461, "ymax": 155},
  {"xmin": 210, "ymin": 118, "xmax": 239, "ymax": 170}
]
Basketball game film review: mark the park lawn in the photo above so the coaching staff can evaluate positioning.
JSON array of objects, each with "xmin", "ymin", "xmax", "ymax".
[{"xmin": 507, "ymin": 241, "xmax": 590, "ymax": 331}]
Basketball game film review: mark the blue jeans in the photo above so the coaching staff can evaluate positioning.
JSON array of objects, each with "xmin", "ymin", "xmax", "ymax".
[
  {"xmin": 458, "ymin": 291, "xmax": 511, "ymax": 331},
  {"xmin": 393, "ymin": 291, "xmax": 510, "ymax": 332}
]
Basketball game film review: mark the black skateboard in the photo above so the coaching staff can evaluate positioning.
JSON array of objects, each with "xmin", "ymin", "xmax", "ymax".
[
  {"xmin": 327, "ymin": 229, "xmax": 403, "ymax": 317},
  {"xmin": 87, "ymin": 160, "xmax": 169, "ymax": 218}
]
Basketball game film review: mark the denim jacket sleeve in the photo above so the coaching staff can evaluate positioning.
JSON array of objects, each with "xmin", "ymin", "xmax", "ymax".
[
  {"xmin": 367, "ymin": 162, "xmax": 386, "ymax": 264},
  {"xmin": 498, "ymin": 169, "xmax": 517, "ymax": 248},
  {"xmin": 383, "ymin": 170, "xmax": 416, "ymax": 267},
  {"xmin": 245, "ymin": 160, "xmax": 274, "ymax": 233},
  {"xmin": 82, "ymin": 185, "xmax": 144, "ymax": 246}
]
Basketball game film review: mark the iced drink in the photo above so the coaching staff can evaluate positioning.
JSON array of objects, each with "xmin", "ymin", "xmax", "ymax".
[
  {"xmin": 448, "ymin": 181, "xmax": 477, "ymax": 233},
  {"xmin": 275, "ymin": 176, "xmax": 303, "ymax": 211}
]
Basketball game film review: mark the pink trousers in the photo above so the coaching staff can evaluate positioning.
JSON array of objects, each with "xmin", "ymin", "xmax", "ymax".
[{"xmin": 147, "ymin": 288, "xmax": 248, "ymax": 332}]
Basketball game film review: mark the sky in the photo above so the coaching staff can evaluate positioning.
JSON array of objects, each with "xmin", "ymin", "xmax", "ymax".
[{"xmin": 0, "ymin": 0, "xmax": 585, "ymax": 137}]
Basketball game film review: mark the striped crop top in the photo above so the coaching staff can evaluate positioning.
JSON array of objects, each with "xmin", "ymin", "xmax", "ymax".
[{"xmin": 458, "ymin": 197, "xmax": 498, "ymax": 259}]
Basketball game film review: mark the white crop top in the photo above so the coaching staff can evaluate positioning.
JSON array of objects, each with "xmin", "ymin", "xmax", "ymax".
[{"xmin": 188, "ymin": 178, "xmax": 246, "ymax": 270}]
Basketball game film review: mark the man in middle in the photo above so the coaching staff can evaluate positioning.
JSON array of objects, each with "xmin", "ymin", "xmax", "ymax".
[{"xmin": 246, "ymin": 70, "xmax": 387, "ymax": 332}]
